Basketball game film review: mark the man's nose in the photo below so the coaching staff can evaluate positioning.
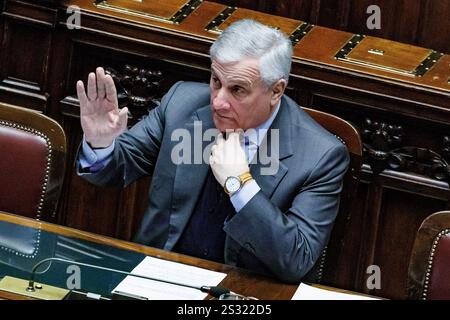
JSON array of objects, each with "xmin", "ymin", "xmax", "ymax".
[{"xmin": 212, "ymin": 88, "xmax": 231, "ymax": 110}]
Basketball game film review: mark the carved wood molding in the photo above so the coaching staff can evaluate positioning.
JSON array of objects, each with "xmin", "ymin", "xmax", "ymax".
[
  {"xmin": 443, "ymin": 136, "xmax": 450, "ymax": 162},
  {"xmin": 105, "ymin": 65, "xmax": 163, "ymax": 123},
  {"xmin": 362, "ymin": 118, "xmax": 450, "ymax": 182}
]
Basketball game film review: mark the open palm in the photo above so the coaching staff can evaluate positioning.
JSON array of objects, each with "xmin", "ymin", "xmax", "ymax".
[{"xmin": 76, "ymin": 67, "xmax": 128, "ymax": 148}]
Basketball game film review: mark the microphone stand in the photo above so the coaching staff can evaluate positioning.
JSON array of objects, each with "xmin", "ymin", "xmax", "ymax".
[{"xmin": 25, "ymin": 257, "xmax": 230, "ymax": 299}]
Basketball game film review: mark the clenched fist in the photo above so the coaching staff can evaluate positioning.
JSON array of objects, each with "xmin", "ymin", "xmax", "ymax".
[{"xmin": 209, "ymin": 132, "xmax": 249, "ymax": 187}]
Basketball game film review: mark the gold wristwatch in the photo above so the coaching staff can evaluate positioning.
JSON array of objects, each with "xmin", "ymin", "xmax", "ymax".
[{"xmin": 224, "ymin": 172, "xmax": 253, "ymax": 196}]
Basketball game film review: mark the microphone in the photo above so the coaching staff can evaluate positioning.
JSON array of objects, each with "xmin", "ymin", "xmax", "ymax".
[{"xmin": 26, "ymin": 257, "xmax": 230, "ymax": 299}]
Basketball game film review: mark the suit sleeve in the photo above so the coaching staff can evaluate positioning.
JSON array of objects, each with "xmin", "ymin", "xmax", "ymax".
[
  {"xmin": 223, "ymin": 142, "xmax": 350, "ymax": 283},
  {"xmin": 76, "ymin": 81, "xmax": 183, "ymax": 187}
]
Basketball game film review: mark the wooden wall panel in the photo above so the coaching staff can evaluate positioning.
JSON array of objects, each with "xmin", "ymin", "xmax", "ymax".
[
  {"xmin": 312, "ymin": 0, "xmax": 351, "ymax": 30},
  {"xmin": 417, "ymin": 0, "xmax": 450, "ymax": 54},
  {"xmin": 0, "ymin": 1, "xmax": 57, "ymax": 111},
  {"xmin": 369, "ymin": 188, "xmax": 447, "ymax": 299},
  {"xmin": 2, "ymin": 22, "xmax": 50, "ymax": 90},
  {"xmin": 0, "ymin": 3, "xmax": 4, "ymax": 63},
  {"xmin": 219, "ymin": 0, "xmax": 315, "ymax": 22},
  {"xmin": 346, "ymin": 0, "xmax": 414, "ymax": 42},
  {"xmin": 273, "ymin": 0, "xmax": 314, "ymax": 22},
  {"xmin": 58, "ymin": 117, "xmax": 122, "ymax": 236}
]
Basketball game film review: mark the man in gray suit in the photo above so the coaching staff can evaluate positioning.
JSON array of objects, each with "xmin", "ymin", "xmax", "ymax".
[{"xmin": 76, "ymin": 19, "xmax": 349, "ymax": 283}]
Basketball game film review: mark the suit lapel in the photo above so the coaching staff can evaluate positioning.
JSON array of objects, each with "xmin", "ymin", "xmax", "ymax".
[
  {"xmin": 165, "ymin": 105, "xmax": 216, "ymax": 250},
  {"xmin": 250, "ymin": 97, "xmax": 293, "ymax": 198}
]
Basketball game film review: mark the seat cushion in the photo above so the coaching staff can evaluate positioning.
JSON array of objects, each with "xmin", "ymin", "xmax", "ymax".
[
  {"xmin": 428, "ymin": 234, "xmax": 450, "ymax": 299},
  {"xmin": 0, "ymin": 125, "xmax": 48, "ymax": 218}
]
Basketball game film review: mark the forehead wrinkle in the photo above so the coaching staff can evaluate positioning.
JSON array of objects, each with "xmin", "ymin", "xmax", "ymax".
[{"xmin": 212, "ymin": 61, "xmax": 261, "ymax": 87}]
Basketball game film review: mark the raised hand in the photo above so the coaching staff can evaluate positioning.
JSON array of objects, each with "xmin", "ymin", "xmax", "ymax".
[{"xmin": 76, "ymin": 67, "xmax": 128, "ymax": 148}]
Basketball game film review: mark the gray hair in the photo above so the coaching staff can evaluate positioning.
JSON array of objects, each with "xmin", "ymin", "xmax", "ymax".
[{"xmin": 209, "ymin": 19, "xmax": 292, "ymax": 87}]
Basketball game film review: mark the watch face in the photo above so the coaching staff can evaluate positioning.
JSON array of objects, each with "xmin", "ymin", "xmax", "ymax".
[{"xmin": 225, "ymin": 176, "xmax": 241, "ymax": 193}]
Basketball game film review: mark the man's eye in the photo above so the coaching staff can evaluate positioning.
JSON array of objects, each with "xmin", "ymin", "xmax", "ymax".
[
  {"xmin": 212, "ymin": 77, "xmax": 220, "ymax": 85},
  {"xmin": 232, "ymin": 86, "xmax": 244, "ymax": 94}
]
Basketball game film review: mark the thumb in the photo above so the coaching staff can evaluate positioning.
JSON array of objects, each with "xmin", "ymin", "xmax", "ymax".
[
  {"xmin": 118, "ymin": 107, "xmax": 129, "ymax": 129},
  {"xmin": 216, "ymin": 132, "xmax": 224, "ymax": 145}
]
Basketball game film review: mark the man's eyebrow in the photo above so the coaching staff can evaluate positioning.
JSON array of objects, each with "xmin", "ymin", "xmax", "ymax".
[
  {"xmin": 210, "ymin": 67, "xmax": 219, "ymax": 76},
  {"xmin": 210, "ymin": 71, "xmax": 222, "ymax": 81},
  {"xmin": 227, "ymin": 78, "xmax": 252, "ymax": 88},
  {"xmin": 210, "ymin": 67, "xmax": 252, "ymax": 87}
]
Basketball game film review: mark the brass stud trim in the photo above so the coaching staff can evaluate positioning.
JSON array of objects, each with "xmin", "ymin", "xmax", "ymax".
[
  {"xmin": 315, "ymin": 246, "xmax": 328, "ymax": 283},
  {"xmin": 95, "ymin": 0, "xmax": 203, "ymax": 25},
  {"xmin": 422, "ymin": 229, "xmax": 450, "ymax": 300},
  {"xmin": 205, "ymin": 6, "xmax": 237, "ymax": 34},
  {"xmin": 415, "ymin": 51, "xmax": 444, "ymax": 77},
  {"xmin": 170, "ymin": 0, "xmax": 203, "ymax": 24},
  {"xmin": 289, "ymin": 22, "xmax": 314, "ymax": 45},
  {"xmin": 335, "ymin": 34, "xmax": 365, "ymax": 60}
]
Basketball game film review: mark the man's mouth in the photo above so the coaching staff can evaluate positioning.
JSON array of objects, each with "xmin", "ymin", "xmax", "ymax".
[{"xmin": 214, "ymin": 112, "xmax": 232, "ymax": 119}]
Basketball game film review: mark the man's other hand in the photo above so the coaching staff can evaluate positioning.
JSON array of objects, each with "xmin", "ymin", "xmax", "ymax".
[{"xmin": 210, "ymin": 131, "xmax": 249, "ymax": 186}]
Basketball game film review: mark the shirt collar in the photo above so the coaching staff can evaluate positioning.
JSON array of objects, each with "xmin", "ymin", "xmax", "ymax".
[{"xmin": 243, "ymin": 100, "xmax": 281, "ymax": 147}]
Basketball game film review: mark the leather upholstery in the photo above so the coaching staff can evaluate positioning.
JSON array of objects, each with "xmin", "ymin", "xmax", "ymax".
[
  {"xmin": 0, "ymin": 103, "xmax": 66, "ymax": 221},
  {"xmin": 0, "ymin": 103, "xmax": 66, "ymax": 272},
  {"xmin": 0, "ymin": 126, "xmax": 49, "ymax": 218},
  {"xmin": 407, "ymin": 211, "xmax": 450, "ymax": 300},
  {"xmin": 427, "ymin": 234, "xmax": 450, "ymax": 300},
  {"xmin": 0, "ymin": 223, "xmax": 40, "ymax": 257}
]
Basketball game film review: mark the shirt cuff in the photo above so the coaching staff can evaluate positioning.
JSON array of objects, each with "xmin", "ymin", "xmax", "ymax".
[
  {"xmin": 230, "ymin": 179, "xmax": 260, "ymax": 213},
  {"xmin": 79, "ymin": 136, "xmax": 115, "ymax": 170}
]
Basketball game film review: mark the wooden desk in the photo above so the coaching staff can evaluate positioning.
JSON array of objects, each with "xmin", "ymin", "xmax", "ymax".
[
  {"xmin": 0, "ymin": 212, "xmax": 381, "ymax": 300},
  {"xmin": 0, "ymin": 212, "xmax": 299, "ymax": 300}
]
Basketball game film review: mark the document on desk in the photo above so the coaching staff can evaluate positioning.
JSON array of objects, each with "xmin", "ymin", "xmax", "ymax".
[
  {"xmin": 112, "ymin": 256, "xmax": 227, "ymax": 300},
  {"xmin": 292, "ymin": 283, "xmax": 380, "ymax": 300}
]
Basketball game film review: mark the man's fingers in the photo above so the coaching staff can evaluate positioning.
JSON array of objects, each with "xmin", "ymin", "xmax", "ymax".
[
  {"xmin": 76, "ymin": 80, "xmax": 88, "ymax": 109},
  {"xmin": 118, "ymin": 107, "xmax": 129, "ymax": 129},
  {"xmin": 223, "ymin": 132, "xmax": 242, "ymax": 150},
  {"xmin": 216, "ymin": 133, "xmax": 224, "ymax": 144},
  {"xmin": 105, "ymin": 75, "xmax": 118, "ymax": 105},
  {"xmin": 209, "ymin": 155, "xmax": 216, "ymax": 166},
  {"xmin": 96, "ymin": 67, "xmax": 106, "ymax": 99},
  {"xmin": 229, "ymin": 131, "xmax": 242, "ymax": 142},
  {"xmin": 87, "ymin": 72, "xmax": 97, "ymax": 101}
]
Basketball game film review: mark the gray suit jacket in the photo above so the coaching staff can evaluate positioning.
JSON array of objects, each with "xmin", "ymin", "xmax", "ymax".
[{"xmin": 78, "ymin": 81, "xmax": 349, "ymax": 283}]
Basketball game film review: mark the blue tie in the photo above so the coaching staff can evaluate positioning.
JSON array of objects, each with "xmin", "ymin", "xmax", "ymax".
[{"xmin": 244, "ymin": 136, "xmax": 251, "ymax": 162}]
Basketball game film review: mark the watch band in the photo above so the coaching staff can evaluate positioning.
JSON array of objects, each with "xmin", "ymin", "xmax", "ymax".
[{"xmin": 238, "ymin": 172, "xmax": 253, "ymax": 186}]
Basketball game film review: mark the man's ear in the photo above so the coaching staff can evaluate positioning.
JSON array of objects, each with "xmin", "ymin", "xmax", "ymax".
[{"xmin": 270, "ymin": 79, "xmax": 286, "ymax": 107}]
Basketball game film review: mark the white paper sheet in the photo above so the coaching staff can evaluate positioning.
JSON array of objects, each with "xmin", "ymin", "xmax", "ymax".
[
  {"xmin": 291, "ymin": 283, "xmax": 380, "ymax": 300},
  {"xmin": 112, "ymin": 256, "xmax": 227, "ymax": 300}
]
